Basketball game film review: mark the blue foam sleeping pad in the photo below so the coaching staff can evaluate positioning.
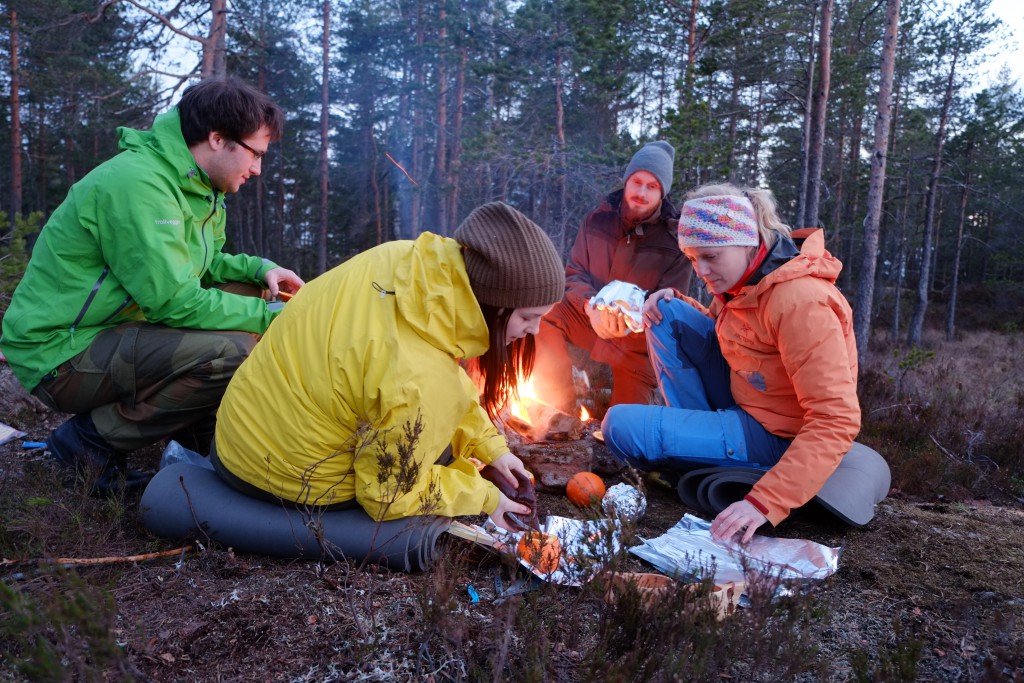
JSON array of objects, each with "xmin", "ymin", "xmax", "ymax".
[{"xmin": 139, "ymin": 462, "xmax": 451, "ymax": 572}]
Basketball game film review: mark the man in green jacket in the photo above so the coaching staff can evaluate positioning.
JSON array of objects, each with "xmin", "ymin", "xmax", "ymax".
[{"xmin": 1, "ymin": 77, "xmax": 304, "ymax": 495}]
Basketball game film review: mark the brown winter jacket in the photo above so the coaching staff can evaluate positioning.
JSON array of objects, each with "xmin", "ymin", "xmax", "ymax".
[
  {"xmin": 565, "ymin": 190, "xmax": 692, "ymax": 364},
  {"xmin": 685, "ymin": 229, "xmax": 860, "ymax": 525}
]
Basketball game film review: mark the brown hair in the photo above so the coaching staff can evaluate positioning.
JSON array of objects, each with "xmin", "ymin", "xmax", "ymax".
[
  {"xmin": 178, "ymin": 77, "xmax": 284, "ymax": 147},
  {"xmin": 476, "ymin": 304, "xmax": 536, "ymax": 420}
]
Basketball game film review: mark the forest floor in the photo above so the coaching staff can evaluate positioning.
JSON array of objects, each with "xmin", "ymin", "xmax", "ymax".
[{"xmin": 2, "ymin": 392, "xmax": 1022, "ymax": 682}]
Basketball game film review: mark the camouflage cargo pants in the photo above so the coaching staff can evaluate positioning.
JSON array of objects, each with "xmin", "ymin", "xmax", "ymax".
[{"xmin": 31, "ymin": 283, "xmax": 267, "ymax": 452}]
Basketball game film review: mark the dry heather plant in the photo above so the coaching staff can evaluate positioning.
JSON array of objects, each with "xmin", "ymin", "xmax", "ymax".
[
  {"xmin": 859, "ymin": 328, "xmax": 1024, "ymax": 501},
  {"xmin": 0, "ymin": 463, "xmax": 139, "ymax": 680}
]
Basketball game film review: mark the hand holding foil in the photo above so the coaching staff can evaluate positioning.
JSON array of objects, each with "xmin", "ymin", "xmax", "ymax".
[{"xmin": 589, "ymin": 281, "xmax": 646, "ymax": 334}]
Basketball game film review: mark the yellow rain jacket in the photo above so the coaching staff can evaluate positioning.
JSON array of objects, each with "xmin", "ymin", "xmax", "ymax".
[{"xmin": 215, "ymin": 233, "xmax": 506, "ymax": 520}]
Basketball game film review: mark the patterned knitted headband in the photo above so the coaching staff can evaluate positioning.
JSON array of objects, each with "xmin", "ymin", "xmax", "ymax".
[{"xmin": 678, "ymin": 195, "xmax": 759, "ymax": 248}]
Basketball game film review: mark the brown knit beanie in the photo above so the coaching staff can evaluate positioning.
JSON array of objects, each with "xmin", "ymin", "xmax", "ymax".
[{"xmin": 453, "ymin": 202, "xmax": 566, "ymax": 309}]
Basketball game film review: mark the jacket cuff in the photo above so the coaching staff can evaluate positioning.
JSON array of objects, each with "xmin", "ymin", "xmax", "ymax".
[
  {"xmin": 254, "ymin": 258, "xmax": 278, "ymax": 283},
  {"xmin": 744, "ymin": 494, "xmax": 769, "ymax": 516},
  {"xmin": 481, "ymin": 484, "xmax": 500, "ymax": 515}
]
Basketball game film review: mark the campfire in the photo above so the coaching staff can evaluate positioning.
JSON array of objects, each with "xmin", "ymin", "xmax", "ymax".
[{"xmin": 503, "ymin": 375, "xmax": 590, "ymax": 442}]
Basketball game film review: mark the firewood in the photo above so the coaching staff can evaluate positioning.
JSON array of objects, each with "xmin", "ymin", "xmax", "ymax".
[{"xmin": 525, "ymin": 401, "xmax": 584, "ymax": 441}]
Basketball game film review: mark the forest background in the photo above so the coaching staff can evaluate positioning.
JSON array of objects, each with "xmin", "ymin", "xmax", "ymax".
[
  {"xmin": 1, "ymin": 0, "xmax": 1023, "ymax": 360},
  {"xmin": 2, "ymin": 2, "xmax": 1024, "ymax": 680}
]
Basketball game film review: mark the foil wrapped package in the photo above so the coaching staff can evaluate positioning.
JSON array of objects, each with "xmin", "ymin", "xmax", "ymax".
[
  {"xmin": 589, "ymin": 280, "xmax": 646, "ymax": 333},
  {"xmin": 483, "ymin": 515, "xmax": 623, "ymax": 586},
  {"xmin": 602, "ymin": 482, "xmax": 647, "ymax": 522},
  {"xmin": 630, "ymin": 514, "xmax": 841, "ymax": 586}
]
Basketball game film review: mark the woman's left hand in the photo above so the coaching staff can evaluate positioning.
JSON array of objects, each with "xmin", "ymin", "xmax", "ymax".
[
  {"xmin": 488, "ymin": 451, "xmax": 529, "ymax": 489},
  {"xmin": 643, "ymin": 288, "xmax": 676, "ymax": 328},
  {"xmin": 710, "ymin": 500, "xmax": 767, "ymax": 544}
]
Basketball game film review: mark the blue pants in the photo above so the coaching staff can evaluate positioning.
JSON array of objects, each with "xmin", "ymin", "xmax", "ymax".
[{"xmin": 601, "ymin": 298, "xmax": 790, "ymax": 472}]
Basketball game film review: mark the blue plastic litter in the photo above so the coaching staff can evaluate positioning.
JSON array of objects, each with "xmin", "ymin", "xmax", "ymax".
[
  {"xmin": 22, "ymin": 441, "xmax": 47, "ymax": 449},
  {"xmin": 467, "ymin": 584, "xmax": 480, "ymax": 603}
]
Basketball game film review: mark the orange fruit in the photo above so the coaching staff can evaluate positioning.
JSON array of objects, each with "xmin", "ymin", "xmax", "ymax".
[
  {"xmin": 516, "ymin": 531, "xmax": 561, "ymax": 573},
  {"xmin": 566, "ymin": 471, "xmax": 606, "ymax": 507}
]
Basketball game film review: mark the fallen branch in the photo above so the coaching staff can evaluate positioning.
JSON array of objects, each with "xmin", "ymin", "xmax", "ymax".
[
  {"xmin": 1, "ymin": 546, "xmax": 192, "ymax": 570},
  {"xmin": 929, "ymin": 434, "xmax": 961, "ymax": 463}
]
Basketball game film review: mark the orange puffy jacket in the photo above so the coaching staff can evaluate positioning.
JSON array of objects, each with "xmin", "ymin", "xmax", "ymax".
[{"xmin": 687, "ymin": 229, "xmax": 860, "ymax": 525}]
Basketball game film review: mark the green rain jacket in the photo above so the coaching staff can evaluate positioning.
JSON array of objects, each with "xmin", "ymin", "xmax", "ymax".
[{"xmin": 1, "ymin": 109, "xmax": 279, "ymax": 391}]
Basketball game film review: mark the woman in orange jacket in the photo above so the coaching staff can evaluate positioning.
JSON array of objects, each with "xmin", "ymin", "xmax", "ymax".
[{"xmin": 601, "ymin": 182, "xmax": 860, "ymax": 543}]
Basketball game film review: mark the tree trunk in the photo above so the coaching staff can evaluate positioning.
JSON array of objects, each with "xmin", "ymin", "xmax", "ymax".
[
  {"xmin": 795, "ymin": 1, "xmax": 819, "ymax": 229},
  {"xmin": 449, "ymin": 45, "xmax": 466, "ymax": 225},
  {"xmin": 434, "ymin": 5, "xmax": 449, "ymax": 232},
  {"xmin": 838, "ymin": 109, "xmax": 863, "ymax": 292},
  {"xmin": 805, "ymin": 0, "xmax": 833, "ymax": 229},
  {"xmin": 891, "ymin": 161, "xmax": 913, "ymax": 341},
  {"xmin": 907, "ymin": 37, "xmax": 960, "ymax": 347},
  {"xmin": 410, "ymin": 0, "xmax": 426, "ymax": 237},
  {"xmin": 749, "ymin": 81, "xmax": 765, "ymax": 186},
  {"xmin": 317, "ymin": 0, "xmax": 330, "ymax": 275},
  {"xmin": 685, "ymin": 0, "xmax": 698, "ymax": 94},
  {"xmin": 828, "ymin": 130, "xmax": 846, "ymax": 244},
  {"xmin": 853, "ymin": 0, "xmax": 900, "ymax": 359},
  {"xmin": 9, "ymin": 9, "xmax": 22, "ymax": 228},
  {"xmin": 946, "ymin": 144, "xmax": 973, "ymax": 341},
  {"xmin": 370, "ymin": 131, "xmax": 383, "ymax": 245},
  {"xmin": 554, "ymin": 44, "xmax": 567, "ymax": 254},
  {"xmin": 201, "ymin": 0, "xmax": 228, "ymax": 79},
  {"xmin": 253, "ymin": 0, "xmax": 270, "ymax": 255},
  {"xmin": 725, "ymin": 73, "xmax": 740, "ymax": 179}
]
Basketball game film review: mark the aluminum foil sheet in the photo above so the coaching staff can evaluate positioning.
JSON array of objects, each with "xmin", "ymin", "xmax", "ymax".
[
  {"xmin": 629, "ymin": 514, "xmax": 841, "ymax": 586},
  {"xmin": 589, "ymin": 280, "xmax": 646, "ymax": 333}
]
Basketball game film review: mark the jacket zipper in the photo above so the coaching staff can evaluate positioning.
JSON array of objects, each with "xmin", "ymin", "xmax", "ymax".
[
  {"xmin": 98, "ymin": 297, "xmax": 133, "ymax": 325},
  {"xmin": 200, "ymin": 188, "xmax": 220, "ymax": 272},
  {"xmin": 69, "ymin": 266, "xmax": 111, "ymax": 345}
]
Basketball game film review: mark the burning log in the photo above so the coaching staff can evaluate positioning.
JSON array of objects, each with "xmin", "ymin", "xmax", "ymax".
[
  {"xmin": 525, "ymin": 401, "xmax": 584, "ymax": 441},
  {"xmin": 505, "ymin": 397, "xmax": 585, "ymax": 443}
]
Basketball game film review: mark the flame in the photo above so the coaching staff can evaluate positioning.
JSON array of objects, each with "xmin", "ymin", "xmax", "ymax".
[
  {"xmin": 579, "ymin": 405, "xmax": 591, "ymax": 422},
  {"xmin": 508, "ymin": 374, "xmax": 538, "ymax": 424}
]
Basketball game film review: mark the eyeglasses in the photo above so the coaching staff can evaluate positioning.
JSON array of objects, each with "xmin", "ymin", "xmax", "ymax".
[{"xmin": 231, "ymin": 137, "xmax": 266, "ymax": 161}]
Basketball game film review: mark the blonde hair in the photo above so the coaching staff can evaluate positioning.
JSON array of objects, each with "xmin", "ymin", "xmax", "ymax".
[{"xmin": 685, "ymin": 183, "xmax": 791, "ymax": 250}]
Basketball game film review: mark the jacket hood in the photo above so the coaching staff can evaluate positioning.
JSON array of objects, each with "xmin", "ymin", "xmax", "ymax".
[
  {"xmin": 727, "ymin": 229, "xmax": 843, "ymax": 309},
  {"xmin": 394, "ymin": 233, "xmax": 490, "ymax": 360},
  {"xmin": 118, "ymin": 109, "xmax": 212, "ymax": 194}
]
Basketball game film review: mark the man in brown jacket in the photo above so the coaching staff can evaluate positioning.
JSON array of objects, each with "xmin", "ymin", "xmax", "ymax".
[{"xmin": 533, "ymin": 141, "xmax": 692, "ymax": 415}]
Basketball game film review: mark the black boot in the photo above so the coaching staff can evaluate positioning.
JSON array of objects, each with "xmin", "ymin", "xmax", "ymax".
[{"xmin": 46, "ymin": 415, "xmax": 152, "ymax": 497}]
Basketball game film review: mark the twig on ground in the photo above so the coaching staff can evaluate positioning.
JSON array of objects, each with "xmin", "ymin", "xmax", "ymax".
[
  {"xmin": 929, "ymin": 434, "xmax": 961, "ymax": 463},
  {"xmin": 1, "ymin": 546, "xmax": 192, "ymax": 575}
]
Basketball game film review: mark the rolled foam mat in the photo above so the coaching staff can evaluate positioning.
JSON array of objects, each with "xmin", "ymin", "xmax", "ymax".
[
  {"xmin": 702, "ymin": 471, "xmax": 764, "ymax": 515},
  {"xmin": 139, "ymin": 463, "xmax": 451, "ymax": 572},
  {"xmin": 677, "ymin": 466, "xmax": 767, "ymax": 515}
]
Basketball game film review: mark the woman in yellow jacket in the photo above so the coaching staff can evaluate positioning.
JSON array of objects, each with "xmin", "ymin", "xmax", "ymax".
[
  {"xmin": 601, "ymin": 183, "xmax": 860, "ymax": 543},
  {"xmin": 213, "ymin": 203, "xmax": 564, "ymax": 531}
]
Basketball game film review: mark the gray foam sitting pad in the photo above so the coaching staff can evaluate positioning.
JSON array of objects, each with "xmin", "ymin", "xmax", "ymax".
[
  {"xmin": 139, "ymin": 463, "xmax": 451, "ymax": 572},
  {"xmin": 671, "ymin": 442, "xmax": 891, "ymax": 527}
]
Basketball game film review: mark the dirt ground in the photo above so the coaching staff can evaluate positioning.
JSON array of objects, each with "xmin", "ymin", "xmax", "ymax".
[{"xmin": 1, "ymin": 389, "xmax": 1022, "ymax": 682}]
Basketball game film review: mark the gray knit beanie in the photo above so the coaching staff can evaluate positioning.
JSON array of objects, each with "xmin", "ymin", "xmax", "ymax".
[
  {"xmin": 454, "ymin": 202, "xmax": 566, "ymax": 310},
  {"xmin": 623, "ymin": 140, "xmax": 675, "ymax": 197}
]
